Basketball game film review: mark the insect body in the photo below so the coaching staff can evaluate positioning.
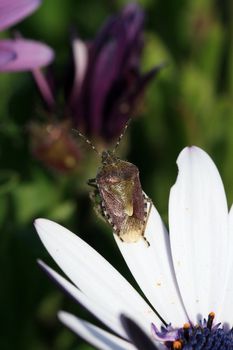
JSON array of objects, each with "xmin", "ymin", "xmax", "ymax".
[
  {"xmin": 75, "ymin": 123, "xmax": 151, "ymax": 245},
  {"xmin": 88, "ymin": 149, "xmax": 151, "ymax": 246}
]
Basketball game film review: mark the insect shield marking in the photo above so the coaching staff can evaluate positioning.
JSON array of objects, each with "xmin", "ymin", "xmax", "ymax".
[{"xmin": 73, "ymin": 124, "xmax": 151, "ymax": 246}]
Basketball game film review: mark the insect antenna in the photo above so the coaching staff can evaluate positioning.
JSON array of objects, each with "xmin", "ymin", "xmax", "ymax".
[
  {"xmin": 112, "ymin": 118, "xmax": 131, "ymax": 154},
  {"xmin": 72, "ymin": 129, "xmax": 101, "ymax": 156}
]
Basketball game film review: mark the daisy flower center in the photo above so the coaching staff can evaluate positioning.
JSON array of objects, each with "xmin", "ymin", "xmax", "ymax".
[{"xmin": 153, "ymin": 313, "xmax": 233, "ymax": 349}]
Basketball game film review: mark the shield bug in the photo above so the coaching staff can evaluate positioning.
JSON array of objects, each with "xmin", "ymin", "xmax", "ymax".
[{"xmin": 75, "ymin": 122, "xmax": 151, "ymax": 246}]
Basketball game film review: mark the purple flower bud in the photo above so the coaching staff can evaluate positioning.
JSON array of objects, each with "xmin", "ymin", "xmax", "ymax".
[
  {"xmin": 68, "ymin": 3, "xmax": 162, "ymax": 141},
  {"xmin": 32, "ymin": 3, "xmax": 163, "ymax": 172}
]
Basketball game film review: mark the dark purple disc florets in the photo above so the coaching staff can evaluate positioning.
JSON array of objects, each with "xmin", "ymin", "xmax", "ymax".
[{"xmin": 152, "ymin": 313, "xmax": 233, "ymax": 350}]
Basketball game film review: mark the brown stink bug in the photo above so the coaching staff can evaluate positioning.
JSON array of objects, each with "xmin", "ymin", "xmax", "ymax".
[{"xmin": 75, "ymin": 122, "xmax": 152, "ymax": 245}]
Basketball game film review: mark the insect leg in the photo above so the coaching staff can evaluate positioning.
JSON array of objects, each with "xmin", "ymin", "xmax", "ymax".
[
  {"xmin": 87, "ymin": 178, "xmax": 97, "ymax": 188},
  {"xmin": 142, "ymin": 195, "xmax": 153, "ymax": 247},
  {"xmin": 89, "ymin": 190, "xmax": 107, "ymax": 223},
  {"xmin": 101, "ymin": 203, "xmax": 119, "ymax": 234},
  {"xmin": 143, "ymin": 194, "xmax": 153, "ymax": 205},
  {"xmin": 89, "ymin": 190, "xmax": 118, "ymax": 232},
  {"xmin": 143, "ymin": 237, "xmax": 150, "ymax": 247}
]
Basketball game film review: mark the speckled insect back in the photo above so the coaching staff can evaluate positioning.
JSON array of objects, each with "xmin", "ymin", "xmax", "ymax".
[
  {"xmin": 95, "ymin": 150, "xmax": 151, "ymax": 244},
  {"xmin": 74, "ymin": 121, "xmax": 151, "ymax": 245}
]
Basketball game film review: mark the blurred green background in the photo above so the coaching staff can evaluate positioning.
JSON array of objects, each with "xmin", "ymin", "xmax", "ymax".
[{"xmin": 0, "ymin": 0, "xmax": 232, "ymax": 349}]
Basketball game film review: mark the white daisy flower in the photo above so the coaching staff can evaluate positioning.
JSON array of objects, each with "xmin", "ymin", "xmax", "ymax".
[{"xmin": 34, "ymin": 146, "xmax": 233, "ymax": 350}]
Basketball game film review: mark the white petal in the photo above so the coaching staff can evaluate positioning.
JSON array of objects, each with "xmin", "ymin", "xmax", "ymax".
[
  {"xmin": 115, "ymin": 202, "xmax": 187, "ymax": 327},
  {"xmin": 34, "ymin": 219, "xmax": 161, "ymax": 339},
  {"xmin": 169, "ymin": 146, "xmax": 228, "ymax": 323},
  {"xmin": 38, "ymin": 260, "xmax": 127, "ymax": 337},
  {"xmin": 58, "ymin": 311, "xmax": 135, "ymax": 350},
  {"xmin": 219, "ymin": 204, "xmax": 233, "ymax": 325}
]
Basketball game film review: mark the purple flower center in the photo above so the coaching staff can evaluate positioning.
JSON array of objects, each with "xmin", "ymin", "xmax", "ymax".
[{"xmin": 152, "ymin": 313, "xmax": 233, "ymax": 349}]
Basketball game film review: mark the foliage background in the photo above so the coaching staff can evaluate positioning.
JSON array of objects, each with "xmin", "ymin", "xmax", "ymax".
[{"xmin": 0, "ymin": 0, "xmax": 232, "ymax": 349}]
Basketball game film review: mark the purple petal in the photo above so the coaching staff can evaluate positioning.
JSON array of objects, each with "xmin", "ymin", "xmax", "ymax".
[
  {"xmin": 87, "ymin": 4, "xmax": 145, "ymax": 136},
  {"xmin": 0, "ymin": 0, "xmax": 41, "ymax": 31},
  {"xmin": 121, "ymin": 3, "xmax": 144, "ymax": 45},
  {"xmin": 69, "ymin": 38, "xmax": 88, "ymax": 109},
  {"xmin": 0, "ymin": 46, "xmax": 16, "ymax": 67},
  {"xmin": 89, "ymin": 40, "xmax": 120, "ymax": 135},
  {"xmin": 119, "ymin": 4, "xmax": 144, "ymax": 73},
  {"xmin": 151, "ymin": 324, "xmax": 178, "ymax": 342},
  {"xmin": 89, "ymin": 21, "xmax": 128, "ymax": 135},
  {"xmin": 33, "ymin": 68, "xmax": 55, "ymax": 109},
  {"xmin": 0, "ymin": 39, "xmax": 54, "ymax": 72},
  {"xmin": 72, "ymin": 39, "xmax": 88, "ymax": 92},
  {"xmin": 102, "ymin": 64, "xmax": 165, "ymax": 140}
]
